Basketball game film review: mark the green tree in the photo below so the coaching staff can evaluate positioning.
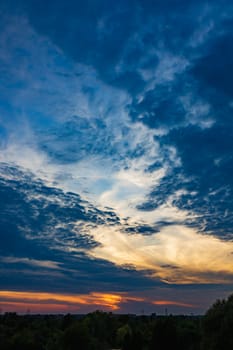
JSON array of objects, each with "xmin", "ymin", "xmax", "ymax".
[{"xmin": 116, "ymin": 324, "xmax": 132, "ymax": 347}]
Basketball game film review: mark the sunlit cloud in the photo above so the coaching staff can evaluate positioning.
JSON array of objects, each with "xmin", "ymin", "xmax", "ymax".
[
  {"xmin": 152, "ymin": 300, "xmax": 194, "ymax": 308},
  {"xmin": 0, "ymin": 301, "xmax": 73, "ymax": 314},
  {"xmin": 0, "ymin": 290, "xmax": 149, "ymax": 313},
  {"xmin": 88, "ymin": 224, "xmax": 233, "ymax": 284},
  {"xmin": 0, "ymin": 257, "xmax": 61, "ymax": 269},
  {"xmin": 0, "ymin": 291, "xmax": 123, "ymax": 311},
  {"xmin": 0, "ymin": 290, "xmax": 198, "ymax": 313}
]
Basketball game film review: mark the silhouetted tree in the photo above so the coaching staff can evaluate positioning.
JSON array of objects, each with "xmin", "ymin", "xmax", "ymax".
[
  {"xmin": 149, "ymin": 317, "xmax": 179, "ymax": 350},
  {"xmin": 9, "ymin": 328, "xmax": 40, "ymax": 350},
  {"xmin": 61, "ymin": 321, "xmax": 91, "ymax": 350},
  {"xmin": 201, "ymin": 294, "xmax": 233, "ymax": 350},
  {"xmin": 177, "ymin": 318, "xmax": 200, "ymax": 350}
]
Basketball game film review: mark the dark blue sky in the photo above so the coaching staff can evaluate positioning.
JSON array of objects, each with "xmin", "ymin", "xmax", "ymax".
[{"xmin": 0, "ymin": 0, "xmax": 233, "ymax": 314}]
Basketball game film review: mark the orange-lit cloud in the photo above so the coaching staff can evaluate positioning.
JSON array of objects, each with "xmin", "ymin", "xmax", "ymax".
[
  {"xmin": 152, "ymin": 300, "xmax": 194, "ymax": 308},
  {"xmin": 0, "ymin": 290, "xmax": 199, "ymax": 314},
  {"xmin": 0, "ymin": 291, "xmax": 123, "ymax": 311},
  {"xmin": 0, "ymin": 301, "xmax": 72, "ymax": 313}
]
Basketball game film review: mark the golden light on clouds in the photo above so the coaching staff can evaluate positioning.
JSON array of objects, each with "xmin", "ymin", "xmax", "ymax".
[
  {"xmin": 0, "ymin": 290, "xmax": 198, "ymax": 313},
  {"xmin": 87, "ymin": 224, "xmax": 233, "ymax": 284},
  {"xmin": 0, "ymin": 291, "xmax": 123, "ymax": 311},
  {"xmin": 0, "ymin": 301, "xmax": 71, "ymax": 313},
  {"xmin": 0, "ymin": 291, "xmax": 154, "ymax": 312},
  {"xmin": 152, "ymin": 300, "xmax": 194, "ymax": 308}
]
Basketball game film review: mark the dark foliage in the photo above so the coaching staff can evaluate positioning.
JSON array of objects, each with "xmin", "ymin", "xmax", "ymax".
[{"xmin": 201, "ymin": 294, "xmax": 233, "ymax": 350}]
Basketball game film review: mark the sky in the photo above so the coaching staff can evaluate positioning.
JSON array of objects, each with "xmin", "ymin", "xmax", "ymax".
[{"xmin": 0, "ymin": 0, "xmax": 233, "ymax": 315}]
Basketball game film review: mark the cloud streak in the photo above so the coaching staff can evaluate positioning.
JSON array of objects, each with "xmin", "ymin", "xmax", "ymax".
[
  {"xmin": 0, "ymin": 290, "xmax": 197, "ymax": 313},
  {"xmin": 0, "ymin": 257, "xmax": 61, "ymax": 269}
]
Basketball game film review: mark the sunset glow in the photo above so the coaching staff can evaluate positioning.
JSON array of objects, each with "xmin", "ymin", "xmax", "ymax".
[{"xmin": 0, "ymin": 291, "xmax": 124, "ymax": 311}]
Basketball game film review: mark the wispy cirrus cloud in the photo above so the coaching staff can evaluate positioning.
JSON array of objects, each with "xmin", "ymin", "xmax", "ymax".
[{"xmin": 0, "ymin": 257, "xmax": 61, "ymax": 269}]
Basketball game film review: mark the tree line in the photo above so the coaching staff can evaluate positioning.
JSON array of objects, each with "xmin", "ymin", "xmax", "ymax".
[{"xmin": 0, "ymin": 294, "xmax": 233, "ymax": 350}]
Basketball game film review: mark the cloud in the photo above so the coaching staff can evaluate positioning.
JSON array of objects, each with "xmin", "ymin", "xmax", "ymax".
[
  {"xmin": 0, "ymin": 290, "xmax": 199, "ymax": 313},
  {"xmin": 0, "ymin": 287, "xmax": 230, "ymax": 314},
  {"xmin": 0, "ymin": 163, "xmax": 161, "ymax": 294},
  {"xmin": 0, "ymin": 0, "xmax": 233, "ymax": 314},
  {"xmin": 0, "ymin": 290, "xmax": 124, "ymax": 311},
  {"xmin": 88, "ymin": 224, "xmax": 233, "ymax": 284},
  {"xmin": 192, "ymin": 32, "xmax": 233, "ymax": 98},
  {"xmin": 152, "ymin": 300, "xmax": 194, "ymax": 308},
  {"xmin": 0, "ymin": 15, "xmax": 180, "ymax": 230},
  {"xmin": 0, "ymin": 257, "xmax": 61, "ymax": 269}
]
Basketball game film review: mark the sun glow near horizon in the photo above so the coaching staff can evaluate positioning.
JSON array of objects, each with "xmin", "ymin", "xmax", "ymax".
[{"xmin": 0, "ymin": 290, "xmax": 199, "ymax": 313}]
